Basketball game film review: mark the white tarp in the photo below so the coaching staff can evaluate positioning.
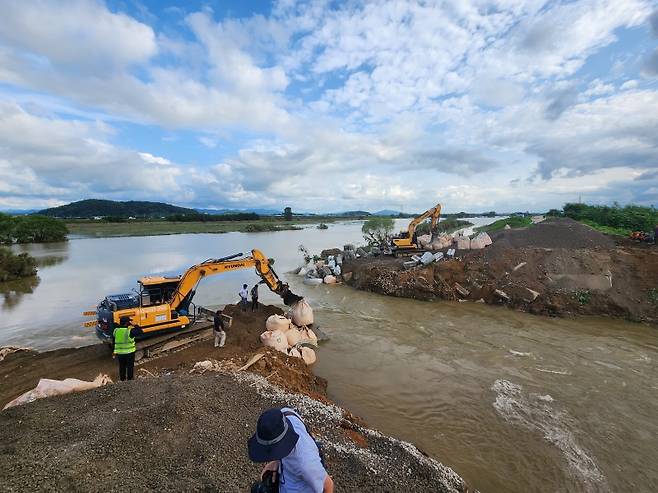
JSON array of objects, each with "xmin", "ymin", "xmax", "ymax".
[{"xmin": 4, "ymin": 374, "xmax": 113, "ymax": 410}]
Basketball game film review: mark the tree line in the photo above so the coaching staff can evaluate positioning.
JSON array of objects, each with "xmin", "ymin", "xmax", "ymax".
[
  {"xmin": 0, "ymin": 213, "xmax": 68, "ymax": 244},
  {"xmin": 165, "ymin": 212, "xmax": 260, "ymax": 222},
  {"xmin": 559, "ymin": 203, "xmax": 657, "ymax": 233}
]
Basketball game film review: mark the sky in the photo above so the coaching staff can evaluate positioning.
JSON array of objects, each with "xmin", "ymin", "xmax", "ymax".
[{"xmin": 0, "ymin": 0, "xmax": 657, "ymax": 214}]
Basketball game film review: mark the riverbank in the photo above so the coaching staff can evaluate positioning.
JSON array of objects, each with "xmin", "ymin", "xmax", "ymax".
[
  {"xmin": 0, "ymin": 304, "xmax": 470, "ymax": 492},
  {"xmin": 342, "ymin": 218, "xmax": 658, "ymax": 325},
  {"xmin": 65, "ymin": 217, "xmax": 347, "ymax": 238}
]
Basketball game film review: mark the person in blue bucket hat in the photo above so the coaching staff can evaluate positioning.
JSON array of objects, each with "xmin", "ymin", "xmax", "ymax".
[{"xmin": 248, "ymin": 407, "xmax": 334, "ymax": 493}]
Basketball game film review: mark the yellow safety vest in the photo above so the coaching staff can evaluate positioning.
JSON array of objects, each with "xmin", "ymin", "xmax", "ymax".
[{"xmin": 113, "ymin": 326, "xmax": 136, "ymax": 354}]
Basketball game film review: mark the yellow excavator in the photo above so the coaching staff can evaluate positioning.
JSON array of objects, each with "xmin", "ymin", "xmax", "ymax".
[
  {"xmin": 391, "ymin": 202, "xmax": 442, "ymax": 252},
  {"xmin": 86, "ymin": 249, "xmax": 302, "ymax": 345}
]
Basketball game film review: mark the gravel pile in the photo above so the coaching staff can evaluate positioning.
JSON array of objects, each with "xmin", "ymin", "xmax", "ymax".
[{"xmin": 0, "ymin": 371, "xmax": 469, "ymax": 493}]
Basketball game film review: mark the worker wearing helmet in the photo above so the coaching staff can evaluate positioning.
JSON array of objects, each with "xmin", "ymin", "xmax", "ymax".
[{"xmin": 113, "ymin": 316, "xmax": 143, "ymax": 381}]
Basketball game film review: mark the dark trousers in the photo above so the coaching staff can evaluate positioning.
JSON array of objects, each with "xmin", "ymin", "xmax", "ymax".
[
  {"xmin": 117, "ymin": 352, "xmax": 135, "ymax": 381},
  {"xmin": 251, "ymin": 298, "xmax": 258, "ymax": 311}
]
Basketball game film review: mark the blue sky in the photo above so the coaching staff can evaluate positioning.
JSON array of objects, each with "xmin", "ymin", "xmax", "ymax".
[{"xmin": 0, "ymin": 0, "xmax": 657, "ymax": 213}]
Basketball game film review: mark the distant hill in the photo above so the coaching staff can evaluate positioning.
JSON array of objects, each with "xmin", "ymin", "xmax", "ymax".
[
  {"xmin": 373, "ymin": 209, "xmax": 402, "ymax": 216},
  {"xmin": 38, "ymin": 199, "xmax": 196, "ymax": 218},
  {"xmin": 196, "ymin": 207, "xmax": 282, "ymax": 216},
  {"xmin": 327, "ymin": 210, "xmax": 372, "ymax": 217}
]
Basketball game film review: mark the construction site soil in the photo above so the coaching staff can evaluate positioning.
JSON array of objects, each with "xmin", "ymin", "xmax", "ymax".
[
  {"xmin": 344, "ymin": 218, "xmax": 658, "ymax": 324},
  {"xmin": 0, "ymin": 304, "xmax": 469, "ymax": 492}
]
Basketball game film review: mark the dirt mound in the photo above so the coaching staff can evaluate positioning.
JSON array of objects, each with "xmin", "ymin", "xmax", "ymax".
[
  {"xmin": 343, "ymin": 221, "xmax": 658, "ymax": 324},
  {"xmin": 0, "ymin": 372, "xmax": 468, "ymax": 493},
  {"xmin": 489, "ymin": 217, "xmax": 615, "ymax": 250}
]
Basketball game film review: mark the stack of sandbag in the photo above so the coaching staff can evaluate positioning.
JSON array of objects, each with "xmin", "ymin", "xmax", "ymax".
[{"xmin": 285, "ymin": 325, "xmax": 318, "ymax": 347}]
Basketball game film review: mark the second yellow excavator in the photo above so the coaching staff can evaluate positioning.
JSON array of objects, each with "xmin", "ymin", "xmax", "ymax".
[
  {"xmin": 391, "ymin": 202, "xmax": 442, "ymax": 252},
  {"xmin": 89, "ymin": 249, "xmax": 302, "ymax": 344}
]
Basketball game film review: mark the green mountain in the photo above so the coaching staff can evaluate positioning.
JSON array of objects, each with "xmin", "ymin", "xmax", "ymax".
[{"xmin": 37, "ymin": 199, "xmax": 197, "ymax": 218}]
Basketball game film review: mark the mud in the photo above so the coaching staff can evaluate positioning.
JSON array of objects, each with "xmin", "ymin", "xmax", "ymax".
[{"xmin": 344, "ymin": 218, "xmax": 658, "ymax": 324}]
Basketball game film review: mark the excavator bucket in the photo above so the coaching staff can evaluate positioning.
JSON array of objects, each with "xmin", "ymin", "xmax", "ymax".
[{"xmin": 282, "ymin": 286, "xmax": 303, "ymax": 306}]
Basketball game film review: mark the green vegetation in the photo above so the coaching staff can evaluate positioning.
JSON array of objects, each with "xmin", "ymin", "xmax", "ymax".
[
  {"xmin": 415, "ymin": 218, "xmax": 473, "ymax": 235},
  {"xmin": 362, "ymin": 216, "xmax": 394, "ymax": 246},
  {"xmin": 317, "ymin": 223, "xmax": 329, "ymax": 229},
  {"xmin": 166, "ymin": 212, "xmax": 259, "ymax": 222},
  {"xmin": 475, "ymin": 216, "xmax": 532, "ymax": 233},
  {"xmin": 0, "ymin": 213, "xmax": 68, "ymax": 244},
  {"xmin": 562, "ymin": 203, "xmax": 658, "ymax": 236},
  {"xmin": 0, "ymin": 247, "xmax": 37, "ymax": 282},
  {"xmin": 38, "ymin": 199, "xmax": 196, "ymax": 218},
  {"xmin": 648, "ymin": 288, "xmax": 658, "ymax": 306},
  {"xmin": 574, "ymin": 289, "xmax": 592, "ymax": 305},
  {"xmin": 65, "ymin": 218, "xmax": 320, "ymax": 238},
  {"xmin": 284, "ymin": 207, "xmax": 293, "ymax": 221}
]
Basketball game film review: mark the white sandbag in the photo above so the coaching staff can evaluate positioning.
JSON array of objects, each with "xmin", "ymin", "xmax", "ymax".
[
  {"xmin": 324, "ymin": 275, "xmax": 337, "ymax": 284},
  {"xmin": 420, "ymin": 251, "xmax": 434, "ymax": 265},
  {"xmin": 303, "ymin": 277, "xmax": 323, "ymax": 286},
  {"xmin": 300, "ymin": 327, "xmax": 318, "ymax": 345},
  {"xmin": 336, "ymin": 254, "xmax": 343, "ymax": 265},
  {"xmin": 470, "ymin": 237, "xmax": 484, "ymax": 249},
  {"xmin": 433, "ymin": 252, "xmax": 444, "ymax": 262},
  {"xmin": 475, "ymin": 232, "xmax": 492, "ymax": 246},
  {"xmin": 333, "ymin": 264, "xmax": 342, "ymax": 276},
  {"xmin": 456, "ymin": 236, "xmax": 470, "ymax": 250},
  {"xmin": 265, "ymin": 314, "xmax": 290, "ymax": 332},
  {"xmin": 260, "ymin": 330, "xmax": 288, "ymax": 352},
  {"xmin": 4, "ymin": 374, "xmax": 112, "ymax": 410},
  {"xmin": 287, "ymin": 347, "xmax": 303, "ymax": 359},
  {"xmin": 286, "ymin": 327, "xmax": 301, "ymax": 346},
  {"xmin": 300, "ymin": 347, "xmax": 317, "ymax": 365},
  {"xmin": 290, "ymin": 299, "xmax": 314, "ymax": 326},
  {"xmin": 417, "ymin": 234, "xmax": 432, "ymax": 248},
  {"xmin": 297, "ymin": 267, "xmax": 307, "ymax": 277}
]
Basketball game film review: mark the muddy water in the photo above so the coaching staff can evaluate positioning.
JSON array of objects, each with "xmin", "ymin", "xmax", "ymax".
[{"xmin": 2, "ymin": 218, "xmax": 657, "ymax": 492}]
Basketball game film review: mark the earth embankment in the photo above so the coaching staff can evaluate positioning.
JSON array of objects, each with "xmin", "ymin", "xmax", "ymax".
[
  {"xmin": 343, "ymin": 218, "xmax": 658, "ymax": 324},
  {"xmin": 0, "ymin": 304, "xmax": 470, "ymax": 492}
]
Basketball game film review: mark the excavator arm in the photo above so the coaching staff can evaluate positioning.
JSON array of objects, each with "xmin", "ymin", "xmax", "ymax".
[
  {"xmin": 406, "ymin": 203, "xmax": 442, "ymax": 238},
  {"xmin": 168, "ymin": 249, "xmax": 302, "ymax": 310}
]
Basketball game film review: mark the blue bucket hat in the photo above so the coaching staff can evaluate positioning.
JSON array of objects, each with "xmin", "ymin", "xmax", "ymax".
[{"xmin": 248, "ymin": 408, "xmax": 299, "ymax": 462}]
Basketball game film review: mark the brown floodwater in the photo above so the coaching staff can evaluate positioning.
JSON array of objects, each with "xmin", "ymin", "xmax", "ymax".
[{"xmin": 2, "ymin": 221, "xmax": 657, "ymax": 492}]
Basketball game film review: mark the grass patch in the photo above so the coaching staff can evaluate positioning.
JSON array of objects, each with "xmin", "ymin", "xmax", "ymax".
[
  {"xmin": 66, "ymin": 219, "xmax": 321, "ymax": 238},
  {"xmin": 475, "ymin": 216, "xmax": 532, "ymax": 233},
  {"xmin": 648, "ymin": 288, "xmax": 658, "ymax": 306},
  {"xmin": 579, "ymin": 220, "xmax": 631, "ymax": 237},
  {"xmin": 574, "ymin": 289, "xmax": 592, "ymax": 305}
]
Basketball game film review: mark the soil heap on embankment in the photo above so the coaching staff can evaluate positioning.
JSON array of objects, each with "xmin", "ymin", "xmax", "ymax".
[
  {"xmin": 343, "ymin": 218, "xmax": 658, "ymax": 324},
  {"xmin": 0, "ymin": 304, "xmax": 470, "ymax": 493}
]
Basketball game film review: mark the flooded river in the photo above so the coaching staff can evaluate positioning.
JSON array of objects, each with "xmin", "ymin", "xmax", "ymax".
[{"xmin": 2, "ymin": 220, "xmax": 657, "ymax": 492}]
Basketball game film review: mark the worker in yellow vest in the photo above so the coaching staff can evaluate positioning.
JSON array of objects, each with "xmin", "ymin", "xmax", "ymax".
[{"xmin": 113, "ymin": 316, "xmax": 143, "ymax": 381}]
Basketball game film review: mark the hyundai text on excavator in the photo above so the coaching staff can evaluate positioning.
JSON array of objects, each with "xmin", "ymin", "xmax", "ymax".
[
  {"xmin": 86, "ymin": 249, "xmax": 302, "ymax": 346},
  {"xmin": 390, "ymin": 202, "xmax": 442, "ymax": 253}
]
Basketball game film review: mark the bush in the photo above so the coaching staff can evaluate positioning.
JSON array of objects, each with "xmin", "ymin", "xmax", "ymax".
[
  {"xmin": 0, "ymin": 247, "xmax": 37, "ymax": 281},
  {"xmin": 563, "ymin": 203, "xmax": 657, "ymax": 233},
  {"xmin": 317, "ymin": 223, "xmax": 328, "ymax": 230},
  {"xmin": 0, "ymin": 214, "xmax": 68, "ymax": 244},
  {"xmin": 362, "ymin": 217, "xmax": 394, "ymax": 246}
]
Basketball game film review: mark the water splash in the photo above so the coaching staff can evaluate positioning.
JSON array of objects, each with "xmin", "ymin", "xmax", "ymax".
[{"xmin": 492, "ymin": 379, "xmax": 606, "ymax": 490}]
